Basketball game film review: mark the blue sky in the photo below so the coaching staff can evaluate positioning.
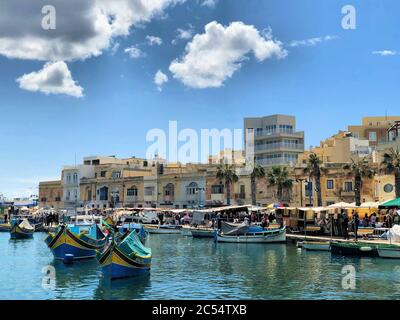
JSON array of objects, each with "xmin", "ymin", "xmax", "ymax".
[{"xmin": 1, "ymin": 0, "xmax": 400, "ymax": 197}]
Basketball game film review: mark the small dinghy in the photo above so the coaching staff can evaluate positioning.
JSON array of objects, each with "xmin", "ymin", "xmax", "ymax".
[
  {"xmin": 330, "ymin": 241, "xmax": 378, "ymax": 257},
  {"xmin": 98, "ymin": 230, "xmax": 152, "ymax": 279},
  {"xmin": 377, "ymin": 244, "xmax": 400, "ymax": 259},
  {"xmin": 302, "ymin": 241, "xmax": 331, "ymax": 251},
  {"xmin": 10, "ymin": 219, "xmax": 34, "ymax": 239}
]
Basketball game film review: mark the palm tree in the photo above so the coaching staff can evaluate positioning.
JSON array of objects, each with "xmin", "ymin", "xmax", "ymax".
[
  {"xmin": 216, "ymin": 164, "xmax": 238, "ymax": 205},
  {"xmin": 267, "ymin": 166, "xmax": 293, "ymax": 202},
  {"xmin": 381, "ymin": 147, "xmax": 400, "ymax": 198},
  {"xmin": 250, "ymin": 164, "xmax": 266, "ymax": 205},
  {"xmin": 304, "ymin": 153, "xmax": 323, "ymax": 207},
  {"xmin": 343, "ymin": 158, "xmax": 375, "ymax": 206}
]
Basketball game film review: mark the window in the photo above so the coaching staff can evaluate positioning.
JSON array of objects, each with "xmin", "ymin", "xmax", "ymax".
[
  {"xmin": 112, "ymin": 171, "xmax": 121, "ymax": 179},
  {"xmin": 164, "ymin": 183, "xmax": 175, "ymax": 196},
  {"xmin": 73, "ymin": 173, "xmax": 78, "ymax": 184},
  {"xmin": 66, "ymin": 174, "xmax": 71, "ymax": 184},
  {"xmin": 187, "ymin": 182, "xmax": 198, "ymax": 195},
  {"xmin": 92, "ymin": 160, "xmax": 100, "ymax": 165},
  {"xmin": 212, "ymin": 184, "xmax": 224, "ymax": 194},
  {"xmin": 143, "ymin": 161, "xmax": 148, "ymax": 167},
  {"xmin": 145, "ymin": 187, "xmax": 155, "ymax": 196},
  {"xmin": 384, "ymin": 184, "xmax": 394, "ymax": 193},
  {"xmin": 327, "ymin": 179, "xmax": 334, "ymax": 190},
  {"xmin": 305, "ymin": 182, "xmax": 313, "ymax": 197},
  {"xmin": 99, "ymin": 186, "xmax": 108, "ymax": 201},
  {"xmin": 344, "ymin": 182, "xmax": 353, "ymax": 192},
  {"xmin": 239, "ymin": 185, "xmax": 246, "ymax": 199},
  {"xmin": 127, "ymin": 187, "xmax": 138, "ymax": 197},
  {"xmin": 100, "ymin": 171, "xmax": 106, "ymax": 178},
  {"xmin": 369, "ymin": 131, "xmax": 377, "ymax": 141}
]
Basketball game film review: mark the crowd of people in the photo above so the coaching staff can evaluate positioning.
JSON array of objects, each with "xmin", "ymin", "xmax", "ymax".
[{"xmin": 341, "ymin": 207, "xmax": 400, "ymax": 240}]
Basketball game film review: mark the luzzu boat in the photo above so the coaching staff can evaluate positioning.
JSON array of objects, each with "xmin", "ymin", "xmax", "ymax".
[
  {"xmin": 10, "ymin": 219, "xmax": 34, "ymax": 239},
  {"xmin": 118, "ymin": 223, "xmax": 147, "ymax": 243},
  {"xmin": 45, "ymin": 224, "xmax": 107, "ymax": 260},
  {"xmin": 0, "ymin": 223, "xmax": 11, "ymax": 232},
  {"xmin": 215, "ymin": 222, "xmax": 286, "ymax": 243},
  {"xmin": 98, "ymin": 230, "xmax": 152, "ymax": 279},
  {"xmin": 330, "ymin": 241, "xmax": 379, "ymax": 257},
  {"xmin": 190, "ymin": 227, "xmax": 215, "ymax": 238}
]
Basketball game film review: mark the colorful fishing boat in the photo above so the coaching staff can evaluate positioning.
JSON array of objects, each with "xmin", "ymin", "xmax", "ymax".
[
  {"xmin": 10, "ymin": 219, "xmax": 34, "ymax": 239},
  {"xmin": 330, "ymin": 241, "xmax": 378, "ymax": 257},
  {"xmin": 118, "ymin": 223, "xmax": 147, "ymax": 243},
  {"xmin": 143, "ymin": 224, "xmax": 182, "ymax": 234},
  {"xmin": 190, "ymin": 227, "xmax": 215, "ymax": 238},
  {"xmin": 45, "ymin": 223, "xmax": 107, "ymax": 260},
  {"xmin": 302, "ymin": 241, "xmax": 331, "ymax": 251},
  {"xmin": 98, "ymin": 230, "xmax": 152, "ymax": 279},
  {"xmin": 215, "ymin": 222, "xmax": 286, "ymax": 243},
  {"xmin": 377, "ymin": 244, "xmax": 400, "ymax": 259},
  {"xmin": 0, "ymin": 223, "xmax": 11, "ymax": 232}
]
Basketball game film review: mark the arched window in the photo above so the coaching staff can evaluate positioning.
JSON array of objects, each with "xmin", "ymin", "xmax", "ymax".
[
  {"xmin": 187, "ymin": 182, "xmax": 198, "ymax": 195},
  {"xmin": 164, "ymin": 183, "xmax": 174, "ymax": 196},
  {"xmin": 99, "ymin": 186, "xmax": 108, "ymax": 201},
  {"xmin": 127, "ymin": 186, "xmax": 138, "ymax": 197},
  {"xmin": 73, "ymin": 173, "xmax": 78, "ymax": 184}
]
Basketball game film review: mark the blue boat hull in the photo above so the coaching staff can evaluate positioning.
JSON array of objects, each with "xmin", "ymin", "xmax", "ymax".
[
  {"xmin": 10, "ymin": 232, "xmax": 33, "ymax": 239},
  {"xmin": 102, "ymin": 263, "xmax": 150, "ymax": 279},
  {"xmin": 51, "ymin": 243, "xmax": 96, "ymax": 260}
]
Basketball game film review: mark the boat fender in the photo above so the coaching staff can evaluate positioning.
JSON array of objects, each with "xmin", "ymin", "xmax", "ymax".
[
  {"xmin": 359, "ymin": 247, "xmax": 372, "ymax": 252},
  {"xmin": 63, "ymin": 254, "xmax": 74, "ymax": 264}
]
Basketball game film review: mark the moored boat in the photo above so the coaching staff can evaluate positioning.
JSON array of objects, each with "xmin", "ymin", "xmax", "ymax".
[
  {"xmin": 377, "ymin": 244, "xmax": 400, "ymax": 259},
  {"xmin": 302, "ymin": 241, "xmax": 331, "ymax": 251},
  {"xmin": 118, "ymin": 223, "xmax": 147, "ymax": 243},
  {"xmin": 45, "ymin": 223, "xmax": 107, "ymax": 260},
  {"xmin": 215, "ymin": 222, "xmax": 286, "ymax": 243},
  {"xmin": 190, "ymin": 227, "xmax": 215, "ymax": 238},
  {"xmin": 330, "ymin": 241, "xmax": 378, "ymax": 257},
  {"xmin": 143, "ymin": 224, "xmax": 182, "ymax": 234},
  {"xmin": 0, "ymin": 223, "xmax": 11, "ymax": 232},
  {"xmin": 98, "ymin": 230, "xmax": 152, "ymax": 279},
  {"xmin": 10, "ymin": 219, "xmax": 34, "ymax": 239}
]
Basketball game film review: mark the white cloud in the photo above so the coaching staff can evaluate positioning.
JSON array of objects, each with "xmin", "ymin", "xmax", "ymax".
[
  {"xmin": 201, "ymin": 0, "xmax": 217, "ymax": 7},
  {"xmin": 169, "ymin": 21, "xmax": 287, "ymax": 89},
  {"xmin": 16, "ymin": 61, "xmax": 83, "ymax": 98},
  {"xmin": 146, "ymin": 35, "xmax": 163, "ymax": 46},
  {"xmin": 110, "ymin": 42, "xmax": 120, "ymax": 55},
  {"xmin": 0, "ymin": 0, "xmax": 184, "ymax": 62},
  {"xmin": 289, "ymin": 35, "xmax": 338, "ymax": 47},
  {"xmin": 372, "ymin": 50, "xmax": 397, "ymax": 56},
  {"xmin": 154, "ymin": 70, "xmax": 168, "ymax": 91},
  {"xmin": 124, "ymin": 46, "xmax": 146, "ymax": 59},
  {"xmin": 172, "ymin": 25, "xmax": 195, "ymax": 44}
]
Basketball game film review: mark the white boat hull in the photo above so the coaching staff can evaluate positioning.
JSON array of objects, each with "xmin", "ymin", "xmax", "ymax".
[
  {"xmin": 378, "ymin": 248, "xmax": 400, "ymax": 259},
  {"xmin": 144, "ymin": 226, "xmax": 182, "ymax": 234},
  {"xmin": 302, "ymin": 242, "xmax": 331, "ymax": 251},
  {"xmin": 216, "ymin": 228, "xmax": 286, "ymax": 243}
]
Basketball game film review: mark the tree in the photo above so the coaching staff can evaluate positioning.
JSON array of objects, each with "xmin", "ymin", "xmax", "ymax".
[
  {"xmin": 250, "ymin": 164, "xmax": 266, "ymax": 206},
  {"xmin": 304, "ymin": 153, "xmax": 324, "ymax": 207},
  {"xmin": 216, "ymin": 164, "xmax": 238, "ymax": 206},
  {"xmin": 343, "ymin": 158, "xmax": 375, "ymax": 206},
  {"xmin": 267, "ymin": 166, "xmax": 293, "ymax": 202},
  {"xmin": 381, "ymin": 147, "xmax": 400, "ymax": 198}
]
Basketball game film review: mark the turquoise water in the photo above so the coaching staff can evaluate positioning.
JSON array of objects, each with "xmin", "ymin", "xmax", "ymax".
[{"xmin": 1, "ymin": 232, "xmax": 400, "ymax": 299}]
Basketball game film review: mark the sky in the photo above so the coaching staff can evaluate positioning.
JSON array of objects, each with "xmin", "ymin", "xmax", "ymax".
[{"xmin": 1, "ymin": 0, "xmax": 400, "ymax": 197}]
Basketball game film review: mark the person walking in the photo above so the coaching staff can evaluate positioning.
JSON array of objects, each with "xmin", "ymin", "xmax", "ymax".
[
  {"xmin": 342, "ymin": 214, "xmax": 350, "ymax": 240},
  {"xmin": 370, "ymin": 213, "xmax": 377, "ymax": 228}
]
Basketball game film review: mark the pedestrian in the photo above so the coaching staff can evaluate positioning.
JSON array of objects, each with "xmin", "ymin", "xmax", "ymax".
[
  {"xmin": 352, "ymin": 210, "xmax": 359, "ymax": 241},
  {"xmin": 342, "ymin": 214, "xmax": 349, "ymax": 240},
  {"xmin": 370, "ymin": 213, "xmax": 377, "ymax": 228}
]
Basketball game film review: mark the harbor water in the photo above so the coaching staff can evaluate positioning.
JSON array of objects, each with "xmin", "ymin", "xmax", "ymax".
[{"xmin": 1, "ymin": 232, "xmax": 400, "ymax": 300}]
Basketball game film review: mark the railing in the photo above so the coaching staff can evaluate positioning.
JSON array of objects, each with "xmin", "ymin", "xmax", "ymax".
[{"xmin": 255, "ymin": 143, "xmax": 304, "ymax": 152}]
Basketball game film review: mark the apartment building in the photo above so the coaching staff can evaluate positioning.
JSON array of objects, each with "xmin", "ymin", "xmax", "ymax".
[{"xmin": 244, "ymin": 115, "xmax": 305, "ymax": 167}]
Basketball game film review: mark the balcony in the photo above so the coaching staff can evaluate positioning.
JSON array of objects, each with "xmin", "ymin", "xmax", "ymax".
[
  {"xmin": 254, "ymin": 130, "xmax": 304, "ymax": 140},
  {"xmin": 254, "ymin": 143, "xmax": 304, "ymax": 153}
]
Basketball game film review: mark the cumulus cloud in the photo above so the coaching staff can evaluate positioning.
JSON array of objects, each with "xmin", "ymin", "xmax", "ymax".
[
  {"xmin": 169, "ymin": 21, "xmax": 287, "ymax": 89},
  {"xmin": 16, "ymin": 61, "xmax": 84, "ymax": 97},
  {"xmin": 154, "ymin": 70, "xmax": 168, "ymax": 91},
  {"xmin": 289, "ymin": 35, "xmax": 338, "ymax": 47},
  {"xmin": 146, "ymin": 35, "xmax": 163, "ymax": 46},
  {"xmin": 124, "ymin": 46, "xmax": 146, "ymax": 58},
  {"xmin": 372, "ymin": 50, "xmax": 397, "ymax": 56},
  {"xmin": 0, "ymin": 0, "xmax": 184, "ymax": 62},
  {"xmin": 172, "ymin": 25, "xmax": 195, "ymax": 44}
]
